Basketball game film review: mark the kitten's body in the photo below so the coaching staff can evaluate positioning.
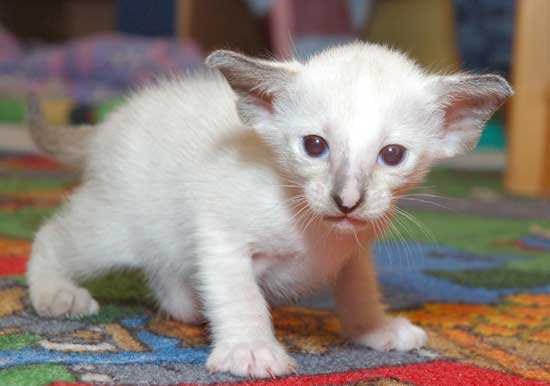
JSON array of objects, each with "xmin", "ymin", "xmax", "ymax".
[
  {"xmin": 33, "ymin": 74, "xmax": 353, "ymax": 300},
  {"xmin": 27, "ymin": 43, "xmax": 511, "ymax": 378}
]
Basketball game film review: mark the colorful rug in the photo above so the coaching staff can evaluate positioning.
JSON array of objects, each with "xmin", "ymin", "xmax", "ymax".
[{"xmin": 0, "ymin": 152, "xmax": 549, "ymax": 386}]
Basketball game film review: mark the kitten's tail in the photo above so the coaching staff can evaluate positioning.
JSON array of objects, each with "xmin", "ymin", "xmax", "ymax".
[{"xmin": 26, "ymin": 94, "xmax": 94, "ymax": 170}]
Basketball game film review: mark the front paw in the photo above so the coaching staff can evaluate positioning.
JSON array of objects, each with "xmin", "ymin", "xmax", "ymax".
[
  {"xmin": 206, "ymin": 339, "xmax": 296, "ymax": 378},
  {"xmin": 354, "ymin": 317, "xmax": 427, "ymax": 352}
]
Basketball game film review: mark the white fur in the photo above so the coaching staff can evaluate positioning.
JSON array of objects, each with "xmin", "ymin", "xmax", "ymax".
[
  {"xmin": 354, "ymin": 317, "xmax": 428, "ymax": 352},
  {"xmin": 27, "ymin": 42, "xmax": 511, "ymax": 378}
]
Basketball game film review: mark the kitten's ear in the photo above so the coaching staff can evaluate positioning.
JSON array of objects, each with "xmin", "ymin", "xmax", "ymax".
[
  {"xmin": 434, "ymin": 74, "xmax": 513, "ymax": 158},
  {"xmin": 206, "ymin": 50, "xmax": 301, "ymax": 127}
]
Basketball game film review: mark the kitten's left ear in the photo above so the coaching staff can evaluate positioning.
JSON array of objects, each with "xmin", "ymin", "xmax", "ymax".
[
  {"xmin": 434, "ymin": 74, "xmax": 513, "ymax": 158},
  {"xmin": 206, "ymin": 50, "xmax": 301, "ymax": 128}
]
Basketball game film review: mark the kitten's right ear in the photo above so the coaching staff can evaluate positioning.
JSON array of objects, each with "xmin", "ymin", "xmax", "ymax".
[
  {"xmin": 433, "ymin": 74, "xmax": 513, "ymax": 158},
  {"xmin": 206, "ymin": 50, "xmax": 301, "ymax": 127}
]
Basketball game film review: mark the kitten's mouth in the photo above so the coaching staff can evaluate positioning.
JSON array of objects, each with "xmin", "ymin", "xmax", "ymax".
[{"xmin": 323, "ymin": 215, "xmax": 368, "ymax": 227}]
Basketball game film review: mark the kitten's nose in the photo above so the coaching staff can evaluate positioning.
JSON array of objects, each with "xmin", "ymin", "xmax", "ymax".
[{"xmin": 332, "ymin": 194, "xmax": 363, "ymax": 214}]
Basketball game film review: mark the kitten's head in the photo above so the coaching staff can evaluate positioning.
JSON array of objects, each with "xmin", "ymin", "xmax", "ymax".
[{"xmin": 206, "ymin": 43, "xmax": 512, "ymax": 232}]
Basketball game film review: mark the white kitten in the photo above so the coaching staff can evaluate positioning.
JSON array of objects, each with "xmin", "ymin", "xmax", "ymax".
[{"xmin": 26, "ymin": 42, "xmax": 511, "ymax": 378}]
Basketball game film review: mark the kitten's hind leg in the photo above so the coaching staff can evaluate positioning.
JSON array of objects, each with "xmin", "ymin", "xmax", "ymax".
[
  {"xmin": 148, "ymin": 270, "xmax": 203, "ymax": 324},
  {"xmin": 27, "ymin": 199, "xmax": 135, "ymax": 318},
  {"xmin": 27, "ymin": 219, "xmax": 99, "ymax": 318}
]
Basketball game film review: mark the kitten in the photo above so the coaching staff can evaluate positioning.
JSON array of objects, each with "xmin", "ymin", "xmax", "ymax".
[{"xmin": 26, "ymin": 42, "xmax": 512, "ymax": 378}]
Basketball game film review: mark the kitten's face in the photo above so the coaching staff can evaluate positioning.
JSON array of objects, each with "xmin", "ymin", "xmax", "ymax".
[
  {"xmin": 207, "ymin": 44, "xmax": 512, "ymax": 233},
  {"xmin": 270, "ymin": 58, "xmax": 437, "ymax": 231}
]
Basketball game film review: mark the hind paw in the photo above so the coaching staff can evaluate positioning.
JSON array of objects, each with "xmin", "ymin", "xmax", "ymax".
[{"xmin": 31, "ymin": 285, "xmax": 99, "ymax": 318}]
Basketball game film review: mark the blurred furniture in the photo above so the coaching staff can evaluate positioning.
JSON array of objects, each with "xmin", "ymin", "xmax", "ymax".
[
  {"xmin": 453, "ymin": 0, "xmax": 515, "ymax": 77},
  {"xmin": 116, "ymin": 0, "xmax": 175, "ymax": 36},
  {"xmin": 0, "ymin": 0, "xmax": 266, "ymax": 55},
  {"xmin": 363, "ymin": 0, "xmax": 460, "ymax": 72},
  {"xmin": 176, "ymin": 0, "xmax": 269, "ymax": 55},
  {"xmin": 0, "ymin": 0, "xmax": 115, "ymax": 42},
  {"xmin": 268, "ymin": 0, "xmax": 366, "ymax": 59},
  {"xmin": 505, "ymin": 0, "xmax": 550, "ymax": 197}
]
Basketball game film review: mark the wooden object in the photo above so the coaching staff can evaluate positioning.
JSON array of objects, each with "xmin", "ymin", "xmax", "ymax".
[
  {"xmin": 505, "ymin": 0, "xmax": 550, "ymax": 197},
  {"xmin": 0, "ymin": 0, "xmax": 114, "ymax": 42},
  {"xmin": 176, "ymin": 0, "xmax": 269, "ymax": 55},
  {"xmin": 363, "ymin": 0, "xmax": 460, "ymax": 72}
]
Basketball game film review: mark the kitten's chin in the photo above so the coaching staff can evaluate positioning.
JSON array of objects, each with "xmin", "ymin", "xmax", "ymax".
[{"xmin": 323, "ymin": 215, "xmax": 369, "ymax": 232}]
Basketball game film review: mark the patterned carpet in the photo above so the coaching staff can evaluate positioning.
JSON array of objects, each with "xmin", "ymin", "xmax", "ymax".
[{"xmin": 0, "ymin": 152, "xmax": 549, "ymax": 386}]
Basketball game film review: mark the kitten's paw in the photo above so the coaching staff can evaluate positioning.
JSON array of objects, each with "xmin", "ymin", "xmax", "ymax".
[
  {"xmin": 206, "ymin": 340, "xmax": 296, "ymax": 378},
  {"xmin": 31, "ymin": 285, "xmax": 99, "ymax": 318},
  {"xmin": 354, "ymin": 317, "xmax": 427, "ymax": 352}
]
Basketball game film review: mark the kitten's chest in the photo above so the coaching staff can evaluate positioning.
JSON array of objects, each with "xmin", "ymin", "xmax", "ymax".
[
  {"xmin": 250, "ymin": 228, "xmax": 357, "ymax": 299},
  {"xmin": 251, "ymin": 250, "xmax": 324, "ymax": 300},
  {"xmin": 239, "ymin": 185, "xmax": 361, "ymax": 296}
]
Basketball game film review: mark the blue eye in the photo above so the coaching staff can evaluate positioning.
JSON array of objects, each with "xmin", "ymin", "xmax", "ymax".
[{"xmin": 303, "ymin": 135, "xmax": 329, "ymax": 158}]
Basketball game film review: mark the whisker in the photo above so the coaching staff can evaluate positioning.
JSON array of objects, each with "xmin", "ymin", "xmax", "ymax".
[
  {"xmin": 352, "ymin": 227, "xmax": 369, "ymax": 252},
  {"xmin": 376, "ymin": 213, "xmax": 395, "ymax": 267},
  {"xmin": 289, "ymin": 202, "xmax": 311, "ymax": 223},
  {"xmin": 271, "ymin": 184, "xmax": 302, "ymax": 189},
  {"xmin": 295, "ymin": 205, "xmax": 315, "ymax": 234},
  {"xmin": 398, "ymin": 197, "xmax": 452, "ymax": 210},
  {"xmin": 385, "ymin": 206, "xmax": 413, "ymax": 271},
  {"xmin": 400, "ymin": 193, "xmax": 448, "ymax": 199},
  {"xmin": 302, "ymin": 209, "xmax": 320, "ymax": 235},
  {"xmin": 394, "ymin": 206, "xmax": 438, "ymax": 246},
  {"xmin": 393, "ymin": 207, "xmax": 436, "ymax": 271},
  {"xmin": 261, "ymin": 194, "xmax": 307, "ymax": 217}
]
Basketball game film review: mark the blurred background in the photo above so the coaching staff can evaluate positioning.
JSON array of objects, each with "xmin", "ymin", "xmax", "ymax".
[{"xmin": 0, "ymin": 0, "xmax": 548, "ymax": 199}]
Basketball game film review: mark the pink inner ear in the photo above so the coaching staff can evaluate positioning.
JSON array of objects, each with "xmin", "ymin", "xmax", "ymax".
[
  {"xmin": 249, "ymin": 89, "xmax": 275, "ymax": 113},
  {"xmin": 444, "ymin": 95, "xmax": 487, "ymax": 128}
]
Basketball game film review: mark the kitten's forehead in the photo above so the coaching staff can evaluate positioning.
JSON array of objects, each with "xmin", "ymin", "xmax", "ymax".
[
  {"xmin": 303, "ymin": 43, "xmax": 425, "ymax": 86},
  {"xmin": 291, "ymin": 44, "xmax": 430, "ymax": 141},
  {"xmin": 294, "ymin": 44, "xmax": 429, "ymax": 120}
]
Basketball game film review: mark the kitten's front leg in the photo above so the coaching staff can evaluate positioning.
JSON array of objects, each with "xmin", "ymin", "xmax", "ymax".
[
  {"xmin": 196, "ymin": 225, "xmax": 296, "ymax": 378},
  {"xmin": 334, "ymin": 241, "xmax": 426, "ymax": 351}
]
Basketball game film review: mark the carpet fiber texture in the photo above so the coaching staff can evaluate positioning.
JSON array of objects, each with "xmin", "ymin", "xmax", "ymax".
[{"xmin": 0, "ymin": 152, "xmax": 549, "ymax": 386}]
